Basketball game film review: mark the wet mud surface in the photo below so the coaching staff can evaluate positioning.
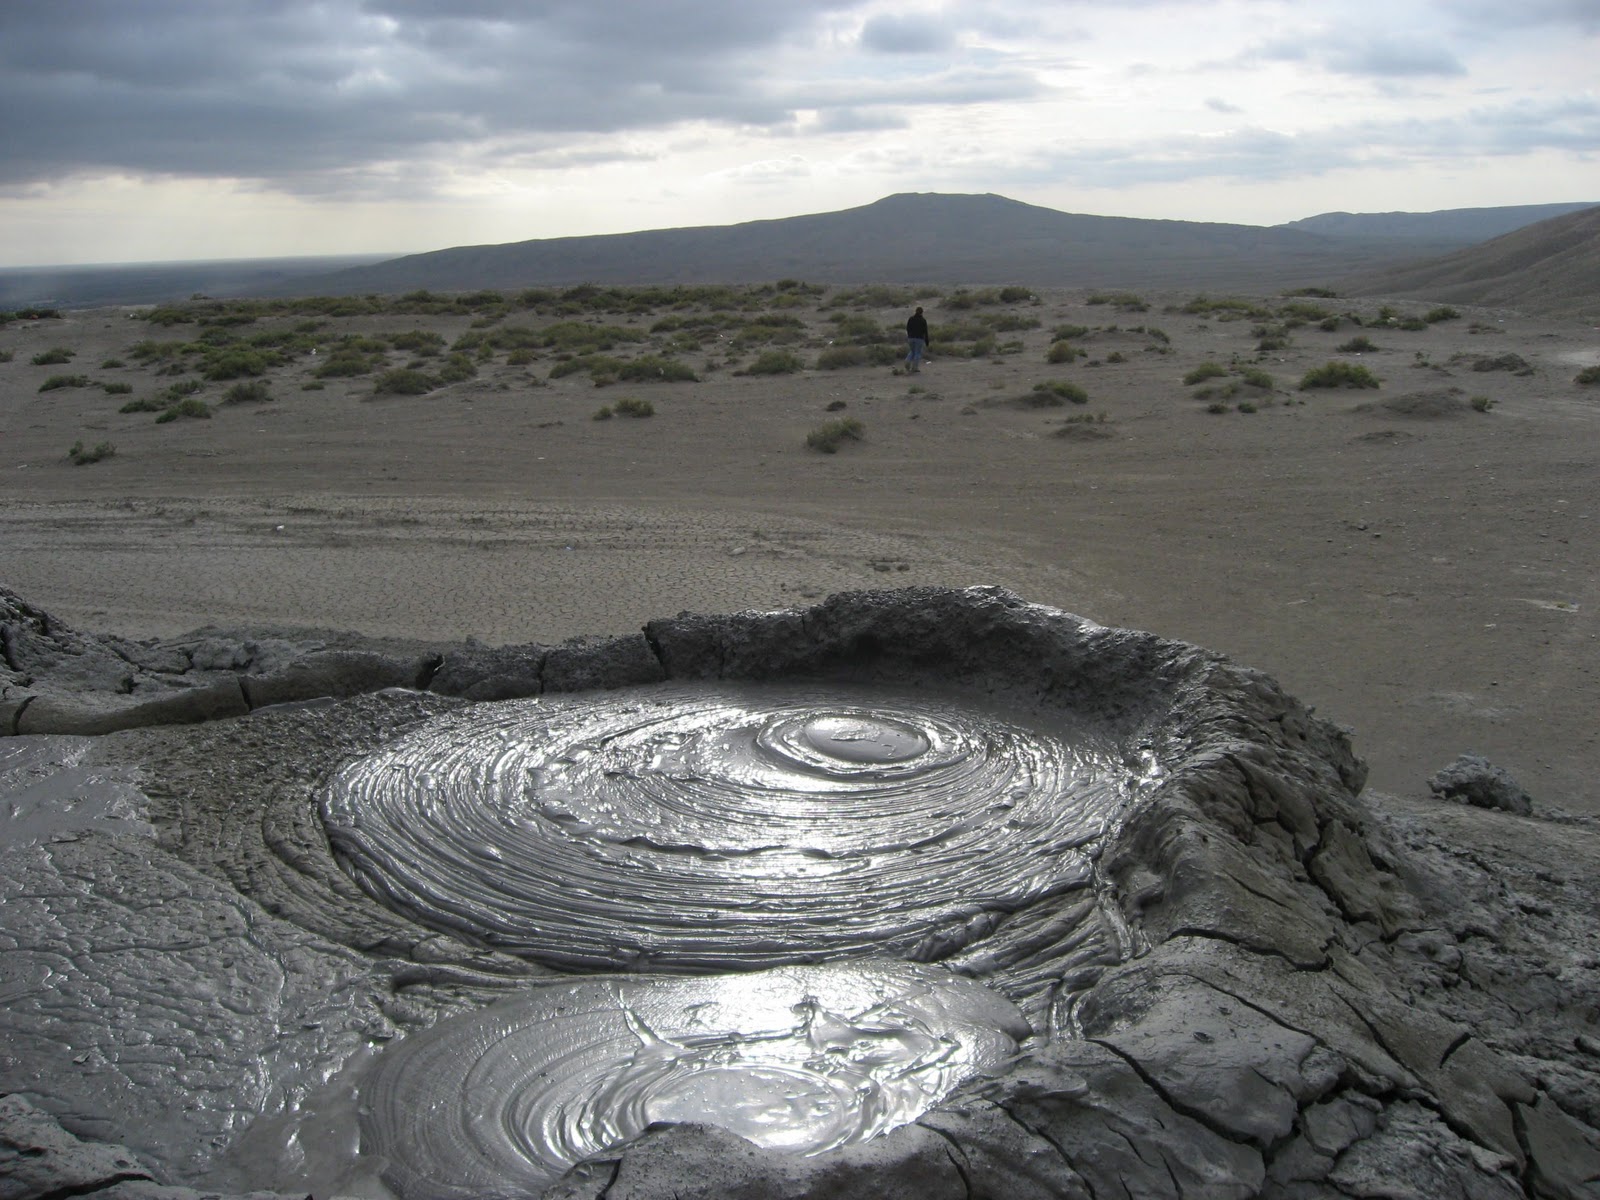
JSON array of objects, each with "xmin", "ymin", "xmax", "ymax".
[
  {"xmin": 322, "ymin": 685, "xmax": 1133, "ymax": 971},
  {"xmin": 2, "ymin": 584, "xmax": 1598, "ymax": 1199}
]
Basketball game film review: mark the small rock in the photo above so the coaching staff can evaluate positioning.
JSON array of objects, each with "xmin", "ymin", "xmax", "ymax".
[{"xmin": 1427, "ymin": 754, "xmax": 1533, "ymax": 815}]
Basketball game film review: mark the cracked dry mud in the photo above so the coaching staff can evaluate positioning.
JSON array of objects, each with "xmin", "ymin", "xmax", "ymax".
[{"xmin": 2, "ymin": 584, "xmax": 1598, "ymax": 1200}]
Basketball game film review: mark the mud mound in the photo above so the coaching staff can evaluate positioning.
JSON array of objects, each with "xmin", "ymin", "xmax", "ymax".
[{"xmin": 1, "ymin": 586, "xmax": 1597, "ymax": 1199}]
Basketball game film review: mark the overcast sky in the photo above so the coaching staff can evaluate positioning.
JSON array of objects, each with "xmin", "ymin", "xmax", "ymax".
[{"xmin": 2, "ymin": 0, "xmax": 1596, "ymax": 267}]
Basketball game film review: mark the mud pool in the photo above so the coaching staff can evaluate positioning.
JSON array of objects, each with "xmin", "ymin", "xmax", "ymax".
[
  {"xmin": 321, "ymin": 684, "xmax": 1139, "ymax": 972},
  {"xmin": 363, "ymin": 962, "xmax": 1027, "ymax": 1196}
]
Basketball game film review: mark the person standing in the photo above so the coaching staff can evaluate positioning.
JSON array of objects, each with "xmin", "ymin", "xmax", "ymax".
[{"xmin": 905, "ymin": 306, "xmax": 929, "ymax": 373}]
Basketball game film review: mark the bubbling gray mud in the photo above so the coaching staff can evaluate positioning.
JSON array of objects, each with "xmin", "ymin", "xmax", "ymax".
[
  {"xmin": 361, "ymin": 961, "xmax": 1028, "ymax": 1198},
  {"xmin": 321, "ymin": 683, "xmax": 1133, "ymax": 971}
]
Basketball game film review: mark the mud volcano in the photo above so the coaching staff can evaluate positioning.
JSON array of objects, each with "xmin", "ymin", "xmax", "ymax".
[{"xmin": 1, "ymin": 585, "xmax": 1597, "ymax": 1200}]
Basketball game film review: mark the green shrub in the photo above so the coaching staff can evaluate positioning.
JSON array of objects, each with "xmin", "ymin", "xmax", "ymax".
[
  {"xmin": 1206, "ymin": 401, "xmax": 1229, "ymax": 413},
  {"xmin": 67, "ymin": 440, "xmax": 115, "ymax": 465},
  {"xmin": 806, "ymin": 417, "xmax": 864, "ymax": 453},
  {"xmin": 1106, "ymin": 351, "xmax": 1127, "ymax": 364},
  {"xmin": 0, "ymin": 350, "xmax": 11, "ymax": 363},
  {"xmin": 1337, "ymin": 336, "xmax": 1378, "ymax": 353},
  {"xmin": 506, "ymin": 348, "xmax": 536, "ymax": 366},
  {"xmin": 1300, "ymin": 361, "xmax": 1380, "ymax": 389},
  {"xmin": 1575, "ymin": 366, "xmax": 1600, "ymax": 386},
  {"xmin": 744, "ymin": 350, "xmax": 804, "ymax": 375},
  {"xmin": 1046, "ymin": 340, "xmax": 1082, "ymax": 364},
  {"xmin": 101, "ymin": 358, "xmax": 125, "ymax": 368},
  {"xmin": 1425, "ymin": 306, "xmax": 1461, "ymax": 323},
  {"xmin": 1318, "ymin": 316, "xmax": 1345, "ymax": 332},
  {"xmin": 816, "ymin": 346, "xmax": 868, "ymax": 370},
  {"xmin": 31, "ymin": 347, "xmax": 74, "ymax": 365},
  {"xmin": 1472, "ymin": 353, "xmax": 1531, "ymax": 374},
  {"xmin": 1470, "ymin": 395, "xmax": 1494, "ymax": 412},
  {"xmin": 373, "ymin": 369, "xmax": 434, "ymax": 395},
  {"xmin": 203, "ymin": 348, "xmax": 272, "ymax": 380},
  {"xmin": 156, "ymin": 397, "xmax": 213, "ymax": 422},
  {"xmin": 223, "ymin": 380, "xmax": 273, "ymax": 404},
  {"xmin": 1397, "ymin": 317, "xmax": 1429, "ymax": 331},
  {"xmin": 1237, "ymin": 367, "xmax": 1275, "ymax": 390},
  {"xmin": 39, "ymin": 374, "xmax": 90, "ymax": 391},
  {"xmin": 435, "ymin": 353, "xmax": 479, "ymax": 384},
  {"xmin": 997, "ymin": 286, "xmax": 1034, "ymax": 303},
  {"xmin": 619, "ymin": 356, "xmax": 696, "ymax": 382},
  {"xmin": 1237, "ymin": 401, "xmax": 1258, "ymax": 413},
  {"xmin": 613, "ymin": 395, "xmax": 654, "ymax": 417},
  {"xmin": 592, "ymin": 405, "xmax": 614, "ymax": 420},
  {"xmin": 1183, "ymin": 362, "xmax": 1228, "ymax": 386},
  {"xmin": 314, "ymin": 352, "xmax": 380, "ymax": 378},
  {"xmin": 1026, "ymin": 380, "xmax": 1089, "ymax": 406},
  {"xmin": 101, "ymin": 381, "xmax": 133, "ymax": 395},
  {"xmin": 388, "ymin": 329, "xmax": 446, "ymax": 355}
]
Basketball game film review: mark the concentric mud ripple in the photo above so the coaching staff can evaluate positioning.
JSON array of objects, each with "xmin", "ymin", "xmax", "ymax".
[
  {"xmin": 321, "ymin": 683, "xmax": 1131, "ymax": 971},
  {"xmin": 360, "ymin": 961, "xmax": 1028, "ymax": 1198}
]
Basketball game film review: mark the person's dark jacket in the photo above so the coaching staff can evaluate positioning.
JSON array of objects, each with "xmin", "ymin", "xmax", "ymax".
[{"xmin": 906, "ymin": 313, "xmax": 929, "ymax": 342}]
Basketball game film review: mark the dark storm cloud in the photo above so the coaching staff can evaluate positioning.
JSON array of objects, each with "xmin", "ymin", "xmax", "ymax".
[{"xmin": 0, "ymin": 0, "xmax": 912, "ymax": 190}]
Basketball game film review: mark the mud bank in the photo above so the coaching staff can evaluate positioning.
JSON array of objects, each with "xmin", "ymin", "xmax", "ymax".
[{"xmin": 2, "ymin": 585, "xmax": 1597, "ymax": 1199}]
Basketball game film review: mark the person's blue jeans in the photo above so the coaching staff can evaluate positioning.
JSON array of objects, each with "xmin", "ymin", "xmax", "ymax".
[{"xmin": 906, "ymin": 338, "xmax": 925, "ymax": 370}]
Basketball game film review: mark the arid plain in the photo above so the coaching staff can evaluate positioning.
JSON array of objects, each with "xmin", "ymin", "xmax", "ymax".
[{"xmin": 2, "ymin": 282, "xmax": 1596, "ymax": 814}]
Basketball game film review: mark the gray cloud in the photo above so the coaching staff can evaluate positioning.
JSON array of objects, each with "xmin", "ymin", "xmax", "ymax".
[
  {"xmin": 859, "ymin": 14, "xmax": 959, "ymax": 55},
  {"xmin": 969, "ymin": 93, "xmax": 1600, "ymax": 191},
  {"xmin": 0, "ymin": 0, "xmax": 881, "ymax": 190},
  {"xmin": 1254, "ymin": 31, "xmax": 1467, "ymax": 78}
]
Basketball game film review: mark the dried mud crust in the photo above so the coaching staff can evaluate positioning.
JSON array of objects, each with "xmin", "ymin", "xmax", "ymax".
[{"xmin": 1, "ymin": 585, "xmax": 1597, "ymax": 1199}]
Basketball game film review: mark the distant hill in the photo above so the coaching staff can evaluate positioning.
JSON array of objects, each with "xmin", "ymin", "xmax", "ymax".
[
  {"xmin": 1340, "ymin": 205, "xmax": 1600, "ymax": 320},
  {"xmin": 273, "ymin": 193, "xmax": 1465, "ymax": 298},
  {"xmin": 0, "ymin": 255, "xmax": 392, "ymax": 310},
  {"xmin": 1280, "ymin": 202, "xmax": 1598, "ymax": 245},
  {"xmin": 7, "ymin": 194, "xmax": 1593, "ymax": 308}
]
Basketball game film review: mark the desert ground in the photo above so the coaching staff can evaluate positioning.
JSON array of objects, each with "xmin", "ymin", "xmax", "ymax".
[{"xmin": 1, "ymin": 282, "xmax": 1596, "ymax": 814}]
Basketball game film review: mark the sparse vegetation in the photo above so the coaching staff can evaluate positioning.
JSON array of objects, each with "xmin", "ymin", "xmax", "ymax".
[
  {"xmin": 156, "ymin": 397, "xmax": 213, "ymax": 422},
  {"xmin": 816, "ymin": 346, "xmax": 869, "ymax": 370},
  {"xmin": 1575, "ymin": 366, "xmax": 1600, "ymax": 386},
  {"xmin": 39, "ymin": 374, "xmax": 91, "ymax": 391},
  {"xmin": 744, "ymin": 350, "xmax": 804, "ymax": 375},
  {"xmin": 119, "ymin": 396, "xmax": 166, "ymax": 413},
  {"xmin": 31, "ymin": 347, "xmax": 75, "ymax": 365},
  {"xmin": 1300, "ymin": 362, "xmax": 1381, "ymax": 390},
  {"xmin": 101, "ymin": 358, "xmax": 125, "ymax": 368},
  {"xmin": 1025, "ymin": 380, "xmax": 1089, "ymax": 406},
  {"xmin": 612, "ymin": 395, "xmax": 654, "ymax": 417},
  {"xmin": 223, "ymin": 380, "xmax": 273, "ymax": 404},
  {"xmin": 101, "ymin": 381, "xmax": 133, "ymax": 395},
  {"xmin": 592, "ymin": 405, "xmax": 614, "ymax": 420},
  {"xmin": 1337, "ymin": 336, "xmax": 1379, "ymax": 353},
  {"xmin": 1425, "ymin": 306, "xmax": 1461, "ymax": 323},
  {"xmin": 1470, "ymin": 395, "xmax": 1494, "ymax": 412},
  {"xmin": 67, "ymin": 438, "xmax": 116, "ymax": 464},
  {"xmin": 1046, "ymin": 340, "xmax": 1084, "ymax": 364},
  {"xmin": 1471, "ymin": 353, "xmax": 1531, "ymax": 375},
  {"xmin": 373, "ymin": 368, "xmax": 435, "ymax": 395},
  {"xmin": 67, "ymin": 440, "xmax": 116, "ymax": 465},
  {"xmin": 806, "ymin": 417, "xmax": 864, "ymax": 453},
  {"xmin": 1086, "ymin": 292, "xmax": 1148, "ymax": 311},
  {"xmin": 1183, "ymin": 362, "xmax": 1228, "ymax": 386}
]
